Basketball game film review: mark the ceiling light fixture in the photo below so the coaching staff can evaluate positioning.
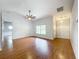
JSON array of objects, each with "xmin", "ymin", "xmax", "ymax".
[{"xmin": 26, "ymin": 10, "xmax": 36, "ymax": 20}]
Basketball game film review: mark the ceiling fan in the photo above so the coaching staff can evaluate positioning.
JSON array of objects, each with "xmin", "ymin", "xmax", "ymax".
[{"xmin": 26, "ymin": 10, "xmax": 36, "ymax": 20}]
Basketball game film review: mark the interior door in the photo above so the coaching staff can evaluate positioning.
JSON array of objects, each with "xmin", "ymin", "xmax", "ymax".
[
  {"xmin": 3, "ymin": 21, "xmax": 13, "ymax": 49},
  {"xmin": 56, "ymin": 18, "xmax": 70, "ymax": 39}
]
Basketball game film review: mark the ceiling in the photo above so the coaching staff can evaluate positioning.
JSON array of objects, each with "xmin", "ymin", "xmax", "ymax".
[{"xmin": 0, "ymin": 0, "xmax": 74, "ymax": 19}]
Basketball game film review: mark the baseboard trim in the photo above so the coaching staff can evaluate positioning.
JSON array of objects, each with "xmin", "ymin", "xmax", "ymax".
[
  {"xmin": 54, "ymin": 37, "xmax": 70, "ymax": 40},
  {"xmin": 69, "ymin": 39, "xmax": 76, "ymax": 59},
  {"xmin": 13, "ymin": 36, "xmax": 53, "ymax": 40},
  {"xmin": 13, "ymin": 36, "xmax": 31, "ymax": 40},
  {"xmin": 29, "ymin": 36, "xmax": 53, "ymax": 40}
]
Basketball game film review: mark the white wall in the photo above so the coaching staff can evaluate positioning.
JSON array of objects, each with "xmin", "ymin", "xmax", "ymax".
[
  {"xmin": 32, "ymin": 16, "xmax": 54, "ymax": 39},
  {"xmin": 0, "ymin": 12, "xmax": 2, "ymax": 49},
  {"xmin": 2, "ymin": 11, "xmax": 33, "ymax": 39},
  {"xmin": 70, "ymin": 0, "xmax": 78, "ymax": 58}
]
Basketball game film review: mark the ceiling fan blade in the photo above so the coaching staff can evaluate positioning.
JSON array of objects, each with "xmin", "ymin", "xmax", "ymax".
[{"xmin": 32, "ymin": 16, "xmax": 36, "ymax": 19}]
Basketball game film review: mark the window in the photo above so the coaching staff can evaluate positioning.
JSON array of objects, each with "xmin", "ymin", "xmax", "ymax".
[
  {"xmin": 36, "ymin": 25, "xmax": 46, "ymax": 35},
  {"xmin": 36, "ymin": 25, "xmax": 40, "ymax": 34}
]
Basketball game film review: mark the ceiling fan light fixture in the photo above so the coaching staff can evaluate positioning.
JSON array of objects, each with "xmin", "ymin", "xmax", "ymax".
[
  {"xmin": 28, "ymin": 17, "xmax": 32, "ymax": 20},
  {"xmin": 26, "ymin": 10, "xmax": 36, "ymax": 20}
]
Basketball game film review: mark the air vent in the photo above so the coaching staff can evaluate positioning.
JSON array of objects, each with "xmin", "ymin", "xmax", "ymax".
[{"xmin": 57, "ymin": 7, "xmax": 63, "ymax": 12}]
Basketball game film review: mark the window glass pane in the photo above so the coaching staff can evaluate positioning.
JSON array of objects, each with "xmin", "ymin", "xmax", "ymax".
[
  {"xmin": 40, "ymin": 25, "xmax": 46, "ymax": 35},
  {"xmin": 36, "ymin": 26, "xmax": 40, "ymax": 34}
]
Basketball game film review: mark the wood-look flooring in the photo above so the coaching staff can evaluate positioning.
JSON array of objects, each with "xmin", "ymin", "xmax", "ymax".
[{"xmin": 0, "ymin": 37, "xmax": 75, "ymax": 59}]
